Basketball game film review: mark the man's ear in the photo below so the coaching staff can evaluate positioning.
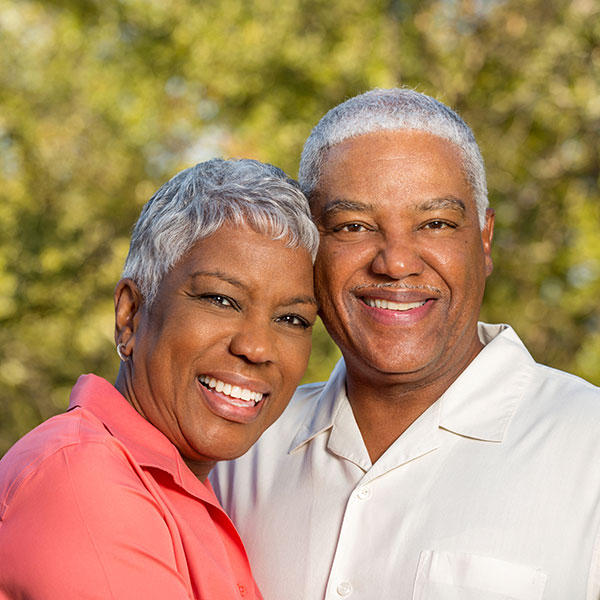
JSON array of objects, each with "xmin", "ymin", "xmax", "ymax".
[
  {"xmin": 481, "ymin": 208, "xmax": 495, "ymax": 278},
  {"xmin": 114, "ymin": 278, "xmax": 144, "ymax": 357}
]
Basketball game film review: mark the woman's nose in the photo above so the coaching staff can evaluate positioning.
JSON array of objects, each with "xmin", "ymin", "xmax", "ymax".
[{"xmin": 229, "ymin": 320, "xmax": 277, "ymax": 364}]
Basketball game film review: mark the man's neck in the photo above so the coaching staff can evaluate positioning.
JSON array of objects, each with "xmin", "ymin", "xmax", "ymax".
[
  {"xmin": 344, "ymin": 338, "xmax": 484, "ymax": 464},
  {"xmin": 345, "ymin": 377, "xmax": 445, "ymax": 464}
]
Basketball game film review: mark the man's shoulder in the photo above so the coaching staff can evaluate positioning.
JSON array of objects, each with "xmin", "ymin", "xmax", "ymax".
[
  {"xmin": 508, "ymin": 360, "xmax": 600, "ymax": 456},
  {"xmin": 528, "ymin": 360, "xmax": 600, "ymax": 411},
  {"xmin": 535, "ymin": 361, "xmax": 599, "ymax": 389},
  {"xmin": 481, "ymin": 322, "xmax": 600, "ymax": 404}
]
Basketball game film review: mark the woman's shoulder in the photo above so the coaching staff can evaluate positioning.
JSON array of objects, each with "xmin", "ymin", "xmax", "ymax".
[{"xmin": 0, "ymin": 407, "xmax": 134, "ymax": 519}]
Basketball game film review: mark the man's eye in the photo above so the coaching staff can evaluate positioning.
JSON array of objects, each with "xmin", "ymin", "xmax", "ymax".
[
  {"xmin": 333, "ymin": 223, "xmax": 369, "ymax": 233},
  {"xmin": 276, "ymin": 314, "xmax": 311, "ymax": 329},
  {"xmin": 422, "ymin": 220, "xmax": 456, "ymax": 230}
]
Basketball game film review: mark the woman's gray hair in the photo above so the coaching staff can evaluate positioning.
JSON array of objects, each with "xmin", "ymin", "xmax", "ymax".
[
  {"xmin": 122, "ymin": 158, "xmax": 319, "ymax": 307},
  {"xmin": 299, "ymin": 88, "xmax": 489, "ymax": 228}
]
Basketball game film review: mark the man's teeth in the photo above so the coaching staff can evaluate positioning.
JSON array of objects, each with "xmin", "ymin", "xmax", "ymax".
[
  {"xmin": 198, "ymin": 376, "xmax": 264, "ymax": 403},
  {"xmin": 365, "ymin": 298, "xmax": 427, "ymax": 311}
]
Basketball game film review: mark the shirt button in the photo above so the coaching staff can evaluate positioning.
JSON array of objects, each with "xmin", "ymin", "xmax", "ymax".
[
  {"xmin": 336, "ymin": 581, "xmax": 353, "ymax": 597},
  {"xmin": 356, "ymin": 486, "xmax": 372, "ymax": 500}
]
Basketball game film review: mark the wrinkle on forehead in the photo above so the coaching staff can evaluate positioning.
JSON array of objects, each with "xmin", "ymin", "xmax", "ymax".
[{"xmin": 370, "ymin": 153, "xmax": 419, "ymax": 162}]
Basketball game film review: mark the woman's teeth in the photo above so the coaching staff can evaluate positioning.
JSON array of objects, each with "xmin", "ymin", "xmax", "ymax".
[
  {"xmin": 364, "ymin": 298, "xmax": 427, "ymax": 311},
  {"xmin": 198, "ymin": 375, "xmax": 264, "ymax": 404}
]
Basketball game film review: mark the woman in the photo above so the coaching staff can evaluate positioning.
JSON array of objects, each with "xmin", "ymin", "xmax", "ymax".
[{"xmin": 0, "ymin": 158, "xmax": 319, "ymax": 599}]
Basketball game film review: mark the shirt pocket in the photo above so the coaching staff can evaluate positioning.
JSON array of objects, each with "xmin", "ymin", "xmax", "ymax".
[{"xmin": 411, "ymin": 550, "xmax": 547, "ymax": 600}]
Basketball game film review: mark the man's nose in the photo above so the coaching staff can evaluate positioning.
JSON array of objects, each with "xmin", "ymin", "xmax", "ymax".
[
  {"xmin": 229, "ymin": 319, "xmax": 278, "ymax": 364},
  {"xmin": 370, "ymin": 234, "xmax": 425, "ymax": 280}
]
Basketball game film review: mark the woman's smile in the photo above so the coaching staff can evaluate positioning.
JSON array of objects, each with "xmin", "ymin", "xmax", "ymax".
[
  {"xmin": 198, "ymin": 375, "xmax": 266, "ymax": 405},
  {"xmin": 197, "ymin": 373, "xmax": 270, "ymax": 424}
]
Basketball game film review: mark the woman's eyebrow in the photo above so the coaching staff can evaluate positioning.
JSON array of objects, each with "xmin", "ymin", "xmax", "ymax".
[
  {"xmin": 189, "ymin": 270, "xmax": 248, "ymax": 291},
  {"xmin": 188, "ymin": 273, "xmax": 318, "ymax": 308},
  {"xmin": 281, "ymin": 295, "xmax": 319, "ymax": 308}
]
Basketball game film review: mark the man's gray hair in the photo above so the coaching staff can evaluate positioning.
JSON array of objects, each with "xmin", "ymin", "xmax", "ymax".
[
  {"xmin": 299, "ymin": 88, "xmax": 489, "ymax": 227},
  {"xmin": 122, "ymin": 158, "xmax": 319, "ymax": 306}
]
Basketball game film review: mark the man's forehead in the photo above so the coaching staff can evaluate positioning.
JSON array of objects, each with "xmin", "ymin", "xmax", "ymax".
[
  {"xmin": 312, "ymin": 130, "xmax": 473, "ymax": 212},
  {"xmin": 322, "ymin": 129, "xmax": 463, "ymax": 159}
]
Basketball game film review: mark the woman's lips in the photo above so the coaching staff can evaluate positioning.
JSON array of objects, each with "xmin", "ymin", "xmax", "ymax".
[
  {"xmin": 199, "ymin": 375, "xmax": 264, "ymax": 404},
  {"xmin": 197, "ymin": 375, "xmax": 268, "ymax": 424}
]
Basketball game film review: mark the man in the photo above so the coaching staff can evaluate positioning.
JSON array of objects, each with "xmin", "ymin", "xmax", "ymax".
[{"xmin": 212, "ymin": 89, "xmax": 600, "ymax": 599}]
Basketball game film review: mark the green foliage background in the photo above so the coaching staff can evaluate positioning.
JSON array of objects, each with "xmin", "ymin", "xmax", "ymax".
[{"xmin": 1, "ymin": 0, "xmax": 599, "ymax": 455}]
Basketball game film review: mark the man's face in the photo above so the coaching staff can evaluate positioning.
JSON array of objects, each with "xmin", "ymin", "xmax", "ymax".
[{"xmin": 312, "ymin": 130, "xmax": 494, "ymax": 386}]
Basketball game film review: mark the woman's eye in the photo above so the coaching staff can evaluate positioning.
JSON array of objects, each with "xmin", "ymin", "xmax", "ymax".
[
  {"xmin": 202, "ymin": 294, "xmax": 236, "ymax": 308},
  {"xmin": 276, "ymin": 314, "xmax": 311, "ymax": 329}
]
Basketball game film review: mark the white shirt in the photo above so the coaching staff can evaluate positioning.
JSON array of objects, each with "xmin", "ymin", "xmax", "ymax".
[{"xmin": 212, "ymin": 323, "xmax": 600, "ymax": 600}]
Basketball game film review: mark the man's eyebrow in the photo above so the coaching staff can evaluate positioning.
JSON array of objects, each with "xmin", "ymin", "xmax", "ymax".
[
  {"xmin": 319, "ymin": 199, "xmax": 375, "ymax": 218},
  {"xmin": 418, "ymin": 196, "xmax": 466, "ymax": 214}
]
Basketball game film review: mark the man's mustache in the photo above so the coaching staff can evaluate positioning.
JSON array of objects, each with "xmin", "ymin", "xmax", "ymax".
[{"xmin": 350, "ymin": 282, "xmax": 443, "ymax": 295}]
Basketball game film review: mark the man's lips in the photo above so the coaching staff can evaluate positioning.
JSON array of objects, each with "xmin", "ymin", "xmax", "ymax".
[
  {"xmin": 357, "ymin": 295, "xmax": 436, "ymax": 326},
  {"xmin": 351, "ymin": 285, "xmax": 440, "ymax": 324},
  {"xmin": 362, "ymin": 297, "xmax": 428, "ymax": 311}
]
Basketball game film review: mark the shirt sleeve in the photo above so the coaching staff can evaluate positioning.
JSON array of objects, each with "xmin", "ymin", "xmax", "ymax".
[{"xmin": 0, "ymin": 440, "xmax": 193, "ymax": 600}]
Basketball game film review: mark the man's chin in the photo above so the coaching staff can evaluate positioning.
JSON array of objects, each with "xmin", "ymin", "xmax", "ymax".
[{"xmin": 344, "ymin": 344, "xmax": 443, "ymax": 382}]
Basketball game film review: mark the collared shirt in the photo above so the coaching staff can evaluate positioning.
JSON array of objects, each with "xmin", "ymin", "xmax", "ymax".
[
  {"xmin": 212, "ymin": 323, "xmax": 600, "ymax": 600},
  {"xmin": 0, "ymin": 374, "xmax": 261, "ymax": 600}
]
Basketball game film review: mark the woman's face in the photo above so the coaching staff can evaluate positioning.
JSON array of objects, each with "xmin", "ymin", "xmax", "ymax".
[{"xmin": 116, "ymin": 222, "xmax": 317, "ymax": 479}]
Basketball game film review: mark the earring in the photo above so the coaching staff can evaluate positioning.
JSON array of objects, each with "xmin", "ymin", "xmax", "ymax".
[{"xmin": 116, "ymin": 343, "xmax": 130, "ymax": 362}]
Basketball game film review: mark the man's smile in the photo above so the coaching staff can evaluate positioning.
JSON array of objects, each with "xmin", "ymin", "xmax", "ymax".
[{"xmin": 362, "ymin": 298, "xmax": 428, "ymax": 311}]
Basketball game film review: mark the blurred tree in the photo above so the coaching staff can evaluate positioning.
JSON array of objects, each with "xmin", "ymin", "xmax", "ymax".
[{"xmin": 0, "ymin": 0, "xmax": 598, "ymax": 454}]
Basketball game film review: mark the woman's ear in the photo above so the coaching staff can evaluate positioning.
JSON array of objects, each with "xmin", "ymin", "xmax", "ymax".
[{"xmin": 114, "ymin": 278, "xmax": 144, "ymax": 358}]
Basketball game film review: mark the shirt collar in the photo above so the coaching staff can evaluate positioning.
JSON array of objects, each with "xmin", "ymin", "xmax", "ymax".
[
  {"xmin": 290, "ymin": 323, "xmax": 534, "ymax": 452},
  {"xmin": 68, "ymin": 374, "xmax": 217, "ymax": 502},
  {"xmin": 437, "ymin": 322, "xmax": 534, "ymax": 442},
  {"xmin": 289, "ymin": 359, "xmax": 348, "ymax": 453}
]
